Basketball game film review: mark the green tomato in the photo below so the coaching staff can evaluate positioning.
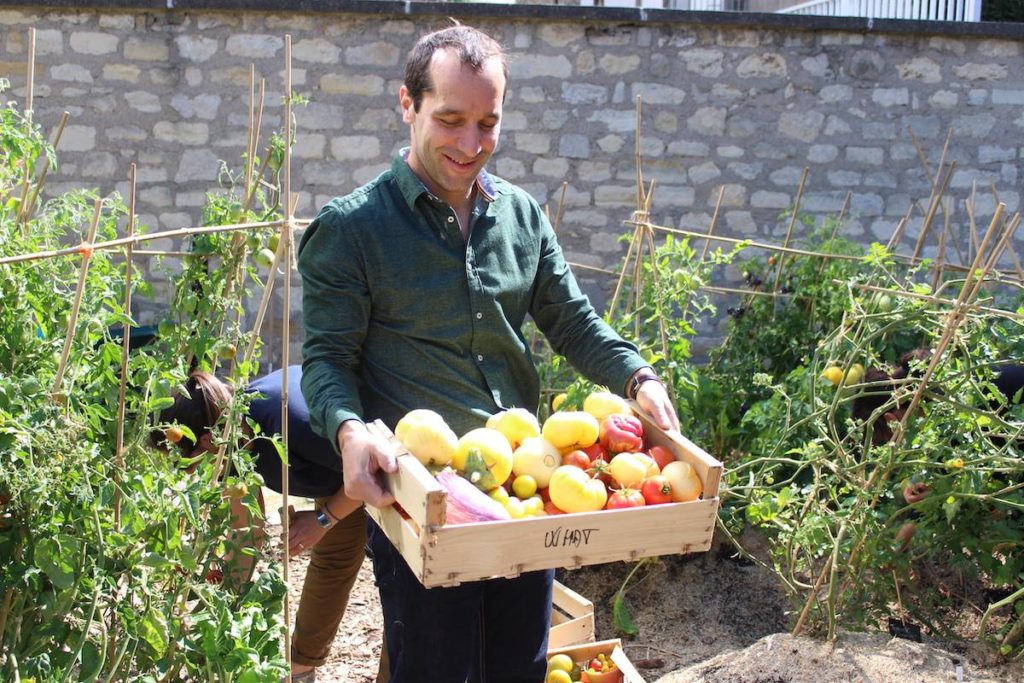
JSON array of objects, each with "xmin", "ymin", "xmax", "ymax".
[
  {"xmin": 267, "ymin": 232, "xmax": 280, "ymax": 253},
  {"xmin": 253, "ymin": 247, "xmax": 275, "ymax": 268}
]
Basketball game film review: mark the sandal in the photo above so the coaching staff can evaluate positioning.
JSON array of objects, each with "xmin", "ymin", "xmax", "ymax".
[{"xmin": 286, "ymin": 669, "xmax": 316, "ymax": 683}]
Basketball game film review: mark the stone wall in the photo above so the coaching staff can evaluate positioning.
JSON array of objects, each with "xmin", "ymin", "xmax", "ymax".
[{"xmin": 1, "ymin": 1, "xmax": 1022, "ymax": 362}]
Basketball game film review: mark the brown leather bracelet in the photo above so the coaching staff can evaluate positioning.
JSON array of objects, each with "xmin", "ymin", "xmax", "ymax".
[{"xmin": 627, "ymin": 367, "xmax": 662, "ymax": 400}]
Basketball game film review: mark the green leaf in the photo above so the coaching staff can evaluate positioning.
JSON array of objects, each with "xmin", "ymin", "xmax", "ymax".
[
  {"xmin": 34, "ymin": 536, "xmax": 78, "ymax": 590},
  {"xmin": 612, "ymin": 590, "xmax": 638, "ymax": 636},
  {"xmin": 141, "ymin": 606, "xmax": 169, "ymax": 657},
  {"xmin": 148, "ymin": 396, "xmax": 174, "ymax": 411}
]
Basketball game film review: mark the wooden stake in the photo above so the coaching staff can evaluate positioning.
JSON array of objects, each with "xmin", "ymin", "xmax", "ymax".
[
  {"xmin": 910, "ymin": 161, "xmax": 956, "ymax": 262},
  {"xmin": 772, "ymin": 167, "xmax": 809, "ymax": 296},
  {"xmin": 113, "ymin": 165, "xmax": 137, "ymax": 531},
  {"xmin": 51, "ymin": 198, "xmax": 103, "ymax": 395},
  {"xmin": 700, "ymin": 186, "xmax": 725, "ymax": 262},
  {"xmin": 552, "ymin": 181, "xmax": 568, "ymax": 236},
  {"xmin": 281, "ymin": 35, "xmax": 294, "ymax": 681},
  {"xmin": 634, "ymin": 95, "xmax": 643, "ymax": 213},
  {"xmin": 19, "ymin": 111, "xmax": 70, "ymax": 227}
]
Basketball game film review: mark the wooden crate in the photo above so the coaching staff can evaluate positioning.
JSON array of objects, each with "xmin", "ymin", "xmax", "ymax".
[
  {"xmin": 365, "ymin": 404, "xmax": 723, "ymax": 588},
  {"xmin": 548, "ymin": 580, "xmax": 595, "ymax": 649},
  {"xmin": 547, "ymin": 638, "xmax": 647, "ymax": 683}
]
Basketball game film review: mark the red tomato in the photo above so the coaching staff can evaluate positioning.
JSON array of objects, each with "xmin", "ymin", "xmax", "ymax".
[
  {"xmin": 640, "ymin": 475, "xmax": 674, "ymax": 505},
  {"xmin": 605, "ymin": 488, "xmax": 645, "ymax": 510},
  {"xmin": 539, "ymin": 486, "xmax": 551, "ymax": 503},
  {"xmin": 599, "ymin": 414, "xmax": 645, "ymax": 454},
  {"xmin": 647, "ymin": 445, "xmax": 676, "ymax": 471},
  {"xmin": 562, "ymin": 450, "xmax": 592, "ymax": 469},
  {"xmin": 543, "ymin": 500, "xmax": 566, "ymax": 515},
  {"xmin": 582, "ymin": 442, "xmax": 609, "ymax": 463}
]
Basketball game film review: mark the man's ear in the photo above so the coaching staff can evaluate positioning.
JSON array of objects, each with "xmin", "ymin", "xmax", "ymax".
[{"xmin": 399, "ymin": 86, "xmax": 415, "ymax": 124}]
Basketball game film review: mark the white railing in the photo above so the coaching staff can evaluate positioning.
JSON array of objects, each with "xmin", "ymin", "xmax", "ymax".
[{"xmin": 776, "ymin": 0, "xmax": 983, "ymax": 21}]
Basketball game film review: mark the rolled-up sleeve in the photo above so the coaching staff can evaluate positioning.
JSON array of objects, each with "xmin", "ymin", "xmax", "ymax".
[{"xmin": 297, "ymin": 202, "xmax": 370, "ymax": 451}]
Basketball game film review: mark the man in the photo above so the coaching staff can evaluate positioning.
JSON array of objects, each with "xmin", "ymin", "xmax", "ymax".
[{"xmin": 297, "ymin": 24, "xmax": 677, "ymax": 682}]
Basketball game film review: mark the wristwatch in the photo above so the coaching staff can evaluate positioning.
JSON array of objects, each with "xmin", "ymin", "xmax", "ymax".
[
  {"xmin": 315, "ymin": 507, "xmax": 333, "ymax": 529},
  {"xmin": 627, "ymin": 367, "xmax": 662, "ymax": 400}
]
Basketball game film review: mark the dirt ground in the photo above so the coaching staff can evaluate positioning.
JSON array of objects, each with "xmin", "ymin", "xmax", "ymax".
[{"xmin": 267, "ymin": 497, "xmax": 1024, "ymax": 683}]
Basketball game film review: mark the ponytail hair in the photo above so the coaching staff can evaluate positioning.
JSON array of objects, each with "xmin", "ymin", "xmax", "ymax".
[{"xmin": 151, "ymin": 370, "xmax": 234, "ymax": 451}]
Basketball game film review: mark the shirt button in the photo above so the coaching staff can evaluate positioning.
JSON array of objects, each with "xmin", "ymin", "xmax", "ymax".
[
  {"xmin": 476, "ymin": 312, "xmax": 483, "ymax": 319},
  {"xmin": 447, "ymin": 216, "xmax": 454, "ymax": 223},
  {"xmin": 477, "ymin": 354, "xmax": 484, "ymax": 362}
]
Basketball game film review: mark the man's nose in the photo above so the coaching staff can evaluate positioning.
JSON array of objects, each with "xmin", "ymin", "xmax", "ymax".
[{"xmin": 455, "ymin": 129, "xmax": 482, "ymax": 158}]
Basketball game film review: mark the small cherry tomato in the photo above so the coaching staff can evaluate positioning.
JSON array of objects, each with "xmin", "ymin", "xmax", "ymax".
[{"xmin": 164, "ymin": 426, "xmax": 184, "ymax": 444}]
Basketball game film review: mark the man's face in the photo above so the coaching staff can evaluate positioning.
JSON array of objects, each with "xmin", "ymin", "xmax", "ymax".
[{"xmin": 400, "ymin": 49, "xmax": 504, "ymax": 208}]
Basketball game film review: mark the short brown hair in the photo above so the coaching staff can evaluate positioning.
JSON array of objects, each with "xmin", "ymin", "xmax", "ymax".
[
  {"xmin": 151, "ymin": 370, "xmax": 233, "ymax": 451},
  {"xmin": 404, "ymin": 24, "xmax": 508, "ymax": 112}
]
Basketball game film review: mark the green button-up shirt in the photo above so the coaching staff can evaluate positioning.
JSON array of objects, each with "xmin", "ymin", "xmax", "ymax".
[{"xmin": 297, "ymin": 151, "xmax": 646, "ymax": 447}]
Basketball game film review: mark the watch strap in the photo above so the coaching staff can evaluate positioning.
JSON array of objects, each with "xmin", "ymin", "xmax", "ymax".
[
  {"xmin": 628, "ymin": 367, "xmax": 662, "ymax": 400},
  {"xmin": 315, "ymin": 508, "xmax": 333, "ymax": 528}
]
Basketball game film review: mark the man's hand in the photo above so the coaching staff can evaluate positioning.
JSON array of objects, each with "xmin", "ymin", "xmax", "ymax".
[
  {"xmin": 285, "ymin": 506, "xmax": 329, "ymax": 556},
  {"xmin": 635, "ymin": 379, "xmax": 679, "ymax": 433},
  {"xmin": 903, "ymin": 481, "xmax": 931, "ymax": 505},
  {"xmin": 338, "ymin": 420, "xmax": 398, "ymax": 507}
]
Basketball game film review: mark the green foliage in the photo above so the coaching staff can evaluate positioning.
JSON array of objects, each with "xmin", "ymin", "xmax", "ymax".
[{"xmin": 0, "ymin": 96, "xmax": 288, "ymax": 679}]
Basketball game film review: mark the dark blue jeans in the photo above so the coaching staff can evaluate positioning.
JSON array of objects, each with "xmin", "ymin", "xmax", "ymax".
[{"xmin": 367, "ymin": 519, "xmax": 553, "ymax": 683}]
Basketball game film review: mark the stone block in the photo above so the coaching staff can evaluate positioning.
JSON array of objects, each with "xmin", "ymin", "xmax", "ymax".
[
  {"xmin": 514, "ymin": 133, "xmax": 551, "ymax": 155},
  {"xmin": 978, "ymin": 145, "xmax": 1016, "ymax": 164},
  {"xmin": 533, "ymin": 157, "xmax": 569, "ymax": 178},
  {"xmin": 344, "ymin": 41, "xmax": 400, "ymax": 67},
  {"xmin": 174, "ymin": 149, "xmax": 221, "ymax": 183},
  {"xmin": 896, "ymin": 56, "xmax": 941, "ymax": 83},
  {"xmin": 107, "ymin": 125, "xmax": 147, "ymax": 142},
  {"xmin": 598, "ymin": 53, "xmax": 639, "ymax": 75},
  {"xmin": 293, "ymin": 134, "xmax": 326, "ymax": 159},
  {"xmin": 717, "ymin": 145, "xmax": 744, "ymax": 159},
  {"xmin": 953, "ymin": 113, "xmax": 996, "ymax": 138},
  {"xmin": 538, "ymin": 23, "xmax": 584, "ymax": 48},
  {"xmin": 70, "ymin": 31, "xmax": 118, "ymax": 55},
  {"xmin": 929, "ymin": 90, "xmax": 958, "ymax": 108},
  {"xmin": 102, "ymin": 63, "xmax": 140, "ymax": 82},
  {"xmin": 153, "ymin": 121, "xmax": 209, "ymax": 145},
  {"xmin": 630, "ymin": 82, "xmax": 685, "ymax": 105},
  {"xmin": 778, "ymin": 110, "xmax": 824, "ymax": 142},
  {"xmin": 596, "ymin": 135, "xmax": 625, "ymax": 154},
  {"xmin": 174, "ymin": 35, "xmax": 218, "ymax": 62},
  {"xmin": 593, "ymin": 185, "xmax": 635, "ymax": 208},
  {"xmin": 688, "ymin": 161, "xmax": 721, "ymax": 185},
  {"xmin": 576, "ymin": 161, "xmax": 611, "ymax": 183},
  {"xmin": 294, "ymin": 38, "xmax": 341, "ymax": 64},
  {"xmin": 751, "ymin": 190, "xmax": 790, "ymax": 209},
  {"xmin": 330, "ymin": 135, "xmax": 380, "ymax": 161},
  {"xmin": 736, "ymin": 52, "xmax": 787, "ymax": 79},
  {"xmin": 727, "ymin": 162, "xmax": 763, "ymax": 180},
  {"xmin": 683, "ymin": 101, "xmax": 728, "ymax": 137},
  {"xmin": 511, "ymin": 54, "xmax": 572, "ymax": 80},
  {"xmin": 124, "ymin": 37, "xmax": 169, "ymax": 62},
  {"xmin": 846, "ymin": 147, "xmax": 884, "ymax": 165},
  {"xmin": 226, "ymin": 34, "xmax": 283, "ymax": 59},
  {"xmin": 542, "ymin": 110, "xmax": 569, "ymax": 130},
  {"xmin": 872, "ymin": 87, "xmax": 909, "ymax": 107},
  {"xmin": 770, "ymin": 166, "xmax": 804, "ymax": 187},
  {"xmin": 125, "ymin": 90, "xmax": 161, "ymax": 113},
  {"xmin": 807, "ymin": 144, "xmax": 839, "ymax": 163},
  {"xmin": 864, "ymin": 171, "xmax": 896, "ymax": 187},
  {"xmin": 320, "ymin": 73, "xmax": 385, "ymax": 96},
  {"xmin": 559, "ymin": 134, "xmax": 590, "ymax": 159},
  {"xmin": 495, "ymin": 157, "xmax": 526, "ymax": 179},
  {"xmin": 993, "ymin": 90, "xmax": 1024, "ymax": 106},
  {"xmin": 953, "ymin": 63, "xmax": 1008, "ymax": 81},
  {"xmin": 824, "ymin": 115, "xmax": 853, "ymax": 136},
  {"xmin": 98, "ymin": 13, "xmax": 135, "ymax": 30},
  {"xmin": 560, "ymin": 82, "xmax": 608, "ymax": 105},
  {"xmin": 827, "ymin": 170, "xmax": 862, "ymax": 187},
  {"xmin": 170, "ymin": 93, "xmax": 221, "ymax": 120},
  {"xmin": 654, "ymin": 110, "xmax": 678, "ymax": 134},
  {"xmin": 51, "ymin": 63, "xmax": 93, "ymax": 83},
  {"xmin": 978, "ymin": 39, "xmax": 1021, "ymax": 58},
  {"xmin": 500, "ymin": 111, "xmax": 527, "ymax": 131},
  {"xmin": 295, "ymin": 102, "xmax": 346, "ymax": 131},
  {"xmin": 587, "ymin": 110, "xmax": 635, "ymax": 133},
  {"xmin": 724, "ymin": 210, "xmax": 756, "ymax": 235}
]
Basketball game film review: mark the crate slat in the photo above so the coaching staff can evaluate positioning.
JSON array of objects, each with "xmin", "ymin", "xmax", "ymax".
[{"xmin": 548, "ymin": 580, "xmax": 596, "ymax": 648}]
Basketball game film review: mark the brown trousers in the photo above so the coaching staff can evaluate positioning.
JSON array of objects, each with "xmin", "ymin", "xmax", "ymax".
[{"xmin": 289, "ymin": 503, "xmax": 390, "ymax": 679}]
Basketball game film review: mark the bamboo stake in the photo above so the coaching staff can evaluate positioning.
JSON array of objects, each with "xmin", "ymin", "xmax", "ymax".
[
  {"xmin": 245, "ymin": 66, "xmax": 256, "ymax": 200},
  {"xmin": 966, "ymin": 182, "xmax": 979, "ymax": 266},
  {"xmin": 886, "ymin": 203, "xmax": 914, "ymax": 252},
  {"xmin": 51, "ymin": 198, "xmax": 103, "ymax": 396},
  {"xmin": 898, "ymin": 203, "xmax": 1008, "ymax": 437},
  {"xmin": 792, "ymin": 555, "xmax": 833, "ymax": 636},
  {"xmin": 910, "ymin": 161, "xmax": 955, "ymax": 262},
  {"xmin": 932, "ymin": 199, "xmax": 950, "ymax": 293},
  {"xmin": 0, "ymin": 218, "xmax": 304, "ymax": 266},
  {"xmin": 814, "ymin": 192, "xmax": 850, "ymax": 281},
  {"xmin": 988, "ymin": 179, "xmax": 1024, "ymax": 284},
  {"xmin": 699, "ymin": 186, "xmax": 725, "ymax": 262},
  {"xmin": 281, "ymin": 35, "xmax": 294, "ymax": 682},
  {"xmin": 552, "ymin": 181, "xmax": 568, "ymax": 236},
  {"xmin": 15, "ymin": 28, "xmax": 37, "ymax": 228},
  {"xmin": 19, "ymin": 111, "xmax": 70, "ymax": 227},
  {"xmin": 113, "ymin": 165, "xmax": 137, "ymax": 531},
  {"xmin": 772, "ymin": 167, "xmax": 809, "ymax": 296}
]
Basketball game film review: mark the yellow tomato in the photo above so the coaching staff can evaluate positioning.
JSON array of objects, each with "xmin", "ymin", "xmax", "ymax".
[
  {"xmin": 486, "ymin": 408, "xmax": 541, "ymax": 449},
  {"xmin": 548, "ymin": 654, "xmax": 574, "ymax": 673},
  {"xmin": 607, "ymin": 452, "xmax": 652, "ymax": 488},
  {"xmin": 453, "ymin": 428, "xmax": 514, "ymax": 491},
  {"xmin": 551, "ymin": 392, "xmax": 568, "ymax": 412},
  {"xmin": 661, "ymin": 460, "xmax": 703, "ymax": 502},
  {"xmin": 822, "ymin": 366, "xmax": 844, "ymax": 386},
  {"xmin": 541, "ymin": 411, "xmax": 600, "ymax": 452},
  {"xmin": 512, "ymin": 474, "xmax": 538, "ymax": 499},
  {"xmin": 845, "ymin": 363, "xmax": 864, "ymax": 385},
  {"xmin": 548, "ymin": 465, "xmax": 607, "ymax": 513},
  {"xmin": 395, "ymin": 409, "xmax": 458, "ymax": 467},
  {"xmin": 547, "ymin": 670, "xmax": 573, "ymax": 683}
]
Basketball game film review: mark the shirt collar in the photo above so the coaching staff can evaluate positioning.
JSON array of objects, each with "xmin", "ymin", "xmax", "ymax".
[{"xmin": 392, "ymin": 148, "xmax": 499, "ymax": 212}]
